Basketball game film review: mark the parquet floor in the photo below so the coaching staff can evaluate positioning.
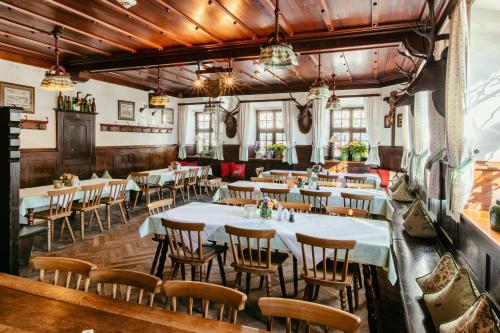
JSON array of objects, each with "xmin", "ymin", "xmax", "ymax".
[{"xmin": 21, "ymin": 192, "xmax": 406, "ymax": 333}]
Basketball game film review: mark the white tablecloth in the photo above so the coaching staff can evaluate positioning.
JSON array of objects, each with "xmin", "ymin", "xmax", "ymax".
[
  {"xmin": 139, "ymin": 202, "xmax": 396, "ymax": 285},
  {"xmin": 140, "ymin": 166, "xmax": 213, "ymax": 185},
  {"xmin": 261, "ymin": 170, "xmax": 381, "ymax": 189},
  {"xmin": 19, "ymin": 178, "xmax": 140, "ymax": 216},
  {"xmin": 213, "ymin": 180, "xmax": 394, "ymax": 220}
]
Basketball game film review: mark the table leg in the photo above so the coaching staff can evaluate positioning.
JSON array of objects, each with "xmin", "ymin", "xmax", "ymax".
[
  {"xmin": 362, "ymin": 264, "xmax": 378, "ymax": 333},
  {"xmin": 370, "ymin": 265, "xmax": 381, "ymax": 299},
  {"xmin": 155, "ymin": 239, "xmax": 168, "ymax": 279},
  {"xmin": 124, "ymin": 200, "xmax": 131, "ymax": 220},
  {"xmin": 27, "ymin": 208, "xmax": 34, "ymax": 225},
  {"xmin": 293, "ymin": 255, "xmax": 298, "ymax": 297}
]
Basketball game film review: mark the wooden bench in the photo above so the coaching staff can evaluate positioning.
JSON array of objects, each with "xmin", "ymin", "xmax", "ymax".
[{"xmin": 19, "ymin": 225, "xmax": 47, "ymax": 268}]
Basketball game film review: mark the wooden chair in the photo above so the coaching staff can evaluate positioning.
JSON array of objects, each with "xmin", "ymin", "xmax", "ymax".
[
  {"xmin": 326, "ymin": 206, "xmax": 370, "ymax": 219},
  {"xmin": 317, "ymin": 180, "xmax": 342, "ymax": 187},
  {"xmin": 225, "ymin": 225, "xmax": 288, "ymax": 297},
  {"xmin": 227, "ymin": 184, "xmax": 254, "ymax": 199},
  {"xmin": 196, "ymin": 165, "xmax": 211, "ymax": 194},
  {"xmin": 255, "ymin": 167, "xmax": 265, "ymax": 177},
  {"xmin": 290, "ymin": 172, "xmax": 307, "ymax": 180},
  {"xmin": 346, "ymin": 182, "xmax": 376, "ymax": 189},
  {"xmin": 344, "ymin": 176, "xmax": 368, "ymax": 184},
  {"xmin": 279, "ymin": 202, "xmax": 312, "ymax": 213},
  {"xmin": 260, "ymin": 187, "xmax": 290, "ymax": 202},
  {"xmin": 341, "ymin": 192, "xmax": 374, "ymax": 214},
  {"xmin": 221, "ymin": 198, "xmax": 258, "ymax": 206},
  {"xmin": 164, "ymin": 280, "xmax": 247, "ymax": 324},
  {"xmin": 258, "ymin": 298, "xmax": 361, "ymax": 333},
  {"xmin": 89, "ymin": 268, "xmax": 162, "ymax": 306},
  {"xmin": 147, "ymin": 199, "xmax": 173, "ymax": 275},
  {"xmin": 71, "ymin": 182, "xmax": 105, "ymax": 240},
  {"xmin": 317, "ymin": 174, "xmax": 339, "ymax": 182},
  {"xmin": 270, "ymin": 171, "xmax": 289, "ymax": 183},
  {"xmin": 300, "ymin": 189, "xmax": 331, "ymax": 214},
  {"xmin": 251, "ymin": 176, "xmax": 274, "ymax": 183},
  {"xmin": 33, "ymin": 187, "xmax": 77, "ymax": 251},
  {"xmin": 162, "ymin": 219, "xmax": 227, "ymax": 285},
  {"xmin": 184, "ymin": 168, "xmax": 199, "ymax": 200},
  {"xmin": 296, "ymin": 233, "xmax": 357, "ymax": 314},
  {"xmin": 130, "ymin": 172, "xmax": 162, "ymax": 209},
  {"xmin": 32, "ymin": 256, "xmax": 97, "ymax": 292},
  {"xmin": 101, "ymin": 179, "xmax": 128, "ymax": 230},
  {"xmin": 207, "ymin": 178, "xmax": 222, "ymax": 194},
  {"xmin": 164, "ymin": 170, "xmax": 188, "ymax": 206}
]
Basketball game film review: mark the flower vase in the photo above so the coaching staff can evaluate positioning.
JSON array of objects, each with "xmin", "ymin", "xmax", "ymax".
[
  {"xmin": 297, "ymin": 181, "xmax": 304, "ymax": 189},
  {"xmin": 352, "ymin": 153, "xmax": 362, "ymax": 162},
  {"xmin": 260, "ymin": 206, "xmax": 272, "ymax": 219}
]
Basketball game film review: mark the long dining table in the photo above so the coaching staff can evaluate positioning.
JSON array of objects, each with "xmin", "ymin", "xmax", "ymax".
[
  {"xmin": 140, "ymin": 166, "xmax": 213, "ymax": 186},
  {"xmin": 0, "ymin": 273, "xmax": 263, "ymax": 333},
  {"xmin": 213, "ymin": 180, "xmax": 395, "ymax": 220}
]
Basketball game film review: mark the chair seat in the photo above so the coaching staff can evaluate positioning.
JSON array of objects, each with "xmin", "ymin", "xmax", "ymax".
[
  {"xmin": 72, "ymin": 202, "xmax": 99, "ymax": 212},
  {"xmin": 33, "ymin": 209, "xmax": 71, "ymax": 220},
  {"xmin": 233, "ymin": 249, "xmax": 288, "ymax": 272},
  {"xmin": 301, "ymin": 258, "xmax": 354, "ymax": 287},
  {"xmin": 100, "ymin": 197, "xmax": 124, "ymax": 205},
  {"xmin": 170, "ymin": 244, "xmax": 227, "ymax": 264}
]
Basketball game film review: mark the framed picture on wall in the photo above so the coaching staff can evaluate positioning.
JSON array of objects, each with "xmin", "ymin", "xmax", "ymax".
[
  {"xmin": 397, "ymin": 114, "xmax": 403, "ymax": 127},
  {"xmin": 384, "ymin": 115, "xmax": 391, "ymax": 128},
  {"xmin": 118, "ymin": 100, "xmax": 135, "ymax": 120},
  {"xmin": 161, "ymin": 108, "xmax": 174, "ymax": 125},
  {"xmin": 0, "ymin": 82, "xmax": 35, "ymax": 113}
]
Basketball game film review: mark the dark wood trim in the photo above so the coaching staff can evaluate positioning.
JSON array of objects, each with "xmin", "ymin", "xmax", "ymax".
[{"xmin": 100, "ymin": 123, "xmax": 173, "ymax": 134}]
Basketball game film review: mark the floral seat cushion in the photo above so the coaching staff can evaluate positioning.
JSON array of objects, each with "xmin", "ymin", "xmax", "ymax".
[
  {"xmin": 390, "ymin": 178, "xmax": 415, "ymax": 202},
  {"xmin": 403, "ymin": 200, "xmax": 437, "ymax": 238},
  {"xmin": 416, "ymin": 253, "xmax": 459, "ymax": 293}
]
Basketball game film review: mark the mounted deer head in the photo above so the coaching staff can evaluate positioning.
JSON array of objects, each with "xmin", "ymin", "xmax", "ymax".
[
  {"xmin": 289, "ymin": 92, "xmax": 313, "ymax": 134},
  {"xmin": 219, "ymin": 96, "xmax": 240, "ymax": 138}
]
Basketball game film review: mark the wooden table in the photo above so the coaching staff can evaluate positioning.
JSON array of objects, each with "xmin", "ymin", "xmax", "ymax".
[{"xmin": 0, "ymin": 273, "xmax": 263, "ymax": 333}]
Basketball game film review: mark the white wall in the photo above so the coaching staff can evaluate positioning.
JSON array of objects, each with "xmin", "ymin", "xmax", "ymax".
[
  {"xmin": 468, "ymin": 2, "xmax": 500, "ymax": 161},
  {"xmin": 0, "ymin": 59, "xmax": 177, "ymax": 149}
]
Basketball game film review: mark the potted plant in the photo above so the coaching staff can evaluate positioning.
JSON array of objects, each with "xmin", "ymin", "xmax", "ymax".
[
  {"xmin": 340, "ymin": 145, "xmax": 350, "ymax": 161},
  {"xmin": 267, "ymin": 143, "xmax": 286, "ymax": 160},
  {"xmin": 348, "ymin": 141, "xmax": 368, "ymax": 162}
]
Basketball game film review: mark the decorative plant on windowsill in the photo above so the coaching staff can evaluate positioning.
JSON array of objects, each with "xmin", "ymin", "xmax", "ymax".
[
  {"xmin": 340, "ymin": 145, "xmax": 350, "ymax": 161},
  {"xmin": 347, "ymin": 141, "xmax": 368, "ymax": 162},
  {"xmin": 267, "ymin": 143, "xmax": 286, "ymax": 160}
]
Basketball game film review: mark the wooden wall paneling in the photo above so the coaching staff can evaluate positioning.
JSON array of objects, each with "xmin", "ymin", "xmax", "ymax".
[{"xmin": 20, "ymin": 149, "xmax": 59, "ymax": 188}]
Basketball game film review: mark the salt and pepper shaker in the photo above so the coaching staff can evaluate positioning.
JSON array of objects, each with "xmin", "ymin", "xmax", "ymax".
[
  {"xmin": 277, "ymin": 204, "xmax": 283, "ymax": 221},
  {"xmin": 282, "ymin": 208, "xmax": 289, "ymax": 221},
  {"xmin": 289, "ymin": 209, "xmax": 295, "ymax": 223},
  {"xmin": 316, "ymin": 182, "xmax": 320, "ymax": 190}
]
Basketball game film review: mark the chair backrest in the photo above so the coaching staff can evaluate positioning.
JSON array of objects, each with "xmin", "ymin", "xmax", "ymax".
[
  {"xmin": 186, "ymin": 168, "xmax": 199, "ymax": 184},
  {"xmin": 46, "ymin": 187, "xmax": 77, "ymax": 218},
  {"xmin": 173, "ymin": 170, "xmax": 188, "ymax": 187},
  {"xmin": 290, "ymin": 172, "xmax": 307, "ymax": 179},
  {"xmin": 344, "ymin": 176, "xmax": 367, "ymax": 184},
  {"xmin": 346, "ymin": 182, "xmax": 376, "ymax": 189},
  {"xmin": 147, "ymin": 198, "xmax": 173, "ymax": 215},
  {"xmin": 225, "ymin": 225, "xmax": 276, "ymax": 271},
  {"xmin": 199, "ymin": 166, "xmax": 211, "ymax": 181},
  {"xmin": 130, "ymin": 172, "xmax": 150, "ymax": 191},
  {"xmin": 107, "ymin": 179, "xmax": 128, "ymax": 203},
  {"xmin": 164, "ymin": 280, "xmax": 247, "ymax": 324},
  {"xmin": 296, "ymin": 233, "xmax": 356, "ymax": 284},
  {"xmin": 227, "ymin": 184, "xmax": 254, "ymax": 199},
  {"xmin": 341, "ymin": 192, "xmax": 375, "ymax": 212},
  {"xmin": 161, "ymin": 219, "xmax": 205, "ymax": 262},
  {"xmin": 270, "ymin": 171, "xmax": 289, "ymax": 183},
  {"xmin": 316, "ymin": 180, "xmax": 341, "ymax": 187},
  {"xmin": 32, "ymin": 256, "xmax": 97, "ymax": 292},
  {"xmin": 260, "ymin": 187, "xmax": 290, "ymax": 202},
  {"xmin": 255, "ymin": 167, "xmax": 264, "ymax": 177},
  {"xmin": 79, "ymin": 183, "xmax": 105, "ymax": 209},
  {"xmin": 258, "ymin": 298, "xmax": 361, "ymax": 333},
  {"xmin": 300, "ymin": 189, "xmax": 331, "ymax": 214},
  {"xmin": 221, "ymin": 198, "xmax": 258, "ymax": 206},
  {"xmin": 326, "ymin": 206, "xmax": 370, "ymax": 219},
  {"xmin": 279, "ymin": 202, "xmax": 312, "ymax": 213},
  {"xmin": 89, "ymin": 268, "xmax": 162, "ymax": 306},
  {"xmin": 318, "ymin": 174, "xmax": 339, "ymax": 181},
  {"xmin": 251, "ymin": 177, "xmax": 274, "ymax": 183}
]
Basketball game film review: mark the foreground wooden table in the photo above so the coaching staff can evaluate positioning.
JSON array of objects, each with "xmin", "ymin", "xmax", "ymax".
[{"xmin": 0, "ymin": 273, "xmax": 263, "ymax": 333}]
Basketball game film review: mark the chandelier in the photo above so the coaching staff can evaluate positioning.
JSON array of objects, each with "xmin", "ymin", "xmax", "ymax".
[
  {"xmin": 203, "ymin": 98, "xmax": 221, "ymax": 113},
  {"xmin": 326, "ymin": 74, "xmax": 341, "ymax": 111},
  {"xmin": 259, "ymin": 0, "xmax": 298, "ymax": 69},
  {"xmin": 192, "ymin": 62, "xmax": 237, "ymax": 98},
  {"xmin": 40, "ymin": 29, "xmax": 73, "ymax": 91},
  {"xmin": 308, "ymin": 54, "xmax": 330, "ymax": 99},
  {"xmin": 150, "ymin": 67, "xmax": 169, "ymax": 107},
  {"xmin": 116, "ymin": 0, "xmax": 137, "ymax": 9}
]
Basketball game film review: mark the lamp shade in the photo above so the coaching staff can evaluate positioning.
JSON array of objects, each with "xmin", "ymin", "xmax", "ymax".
[
  {"xmin": 150, "ymin": 94, "xmax": 169, "ymax": 107},
  {"xmin": 308, "ymin": 85, "xmax": 330, "ymax": 99},
  {"xmin": 259, "ymin": 44, "xmax": 298, "ymax": 69},
  {"xmin": 116, "ymin": 0, "xmax": 137, "ymax": 8},
  {"xmin": 40, "ymin": 72, "xmax": 74, "ymax": 91},
  {"xmin": 326, "ymin": 94, "xmax": 342, "ymax": 111}
]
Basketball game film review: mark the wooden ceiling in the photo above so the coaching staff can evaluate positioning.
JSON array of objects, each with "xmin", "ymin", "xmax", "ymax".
[{"xmin": 0, "ymin": 0, "xmax": 455, "ymax": 96}]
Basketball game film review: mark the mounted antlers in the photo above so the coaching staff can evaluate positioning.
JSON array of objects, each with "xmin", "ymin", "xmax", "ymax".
[
  {"xmin": 219, "ymin": 96, "xmax": 240, "ymax": 138},
  {"xmin": 289, "ymin": 92, "xmax": 313, "ymax": 134}
]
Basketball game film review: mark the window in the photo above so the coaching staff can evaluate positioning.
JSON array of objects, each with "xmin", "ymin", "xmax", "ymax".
[
  {"xmin": 330, "ymin": 107, "xmax": 368, "ymax": 157},
  {"xmin": 256, "ymin": 110, "xmax": 285, "ymax": 154},
  {"xmin": 195, "ymin": 112, "xmax": 214, "ymax": 155}
]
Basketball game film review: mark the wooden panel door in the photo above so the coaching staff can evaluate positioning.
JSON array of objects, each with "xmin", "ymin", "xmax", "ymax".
[{"xmin": 57, "ymin": 111, "xmax": 95, "ymax": 179}]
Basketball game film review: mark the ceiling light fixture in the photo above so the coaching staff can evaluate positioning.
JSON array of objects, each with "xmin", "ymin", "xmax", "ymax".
[
  {"xmin": 150, "ymin": 67, "xmax": 169, "ymax": 107},
  {"xmin": 326, "ymin": 74, "xmax": 341, "ymax": 111},
  {"xmin": 116, "ymin": 0, "xmax": 137, "ymax": 9},
  {"xmin": 308, "ymin": 54, "xmax": 330, "ymax": 99},
  {"xmin": 259, "ymin": 0, "xmax": 298, "ymax": 69},
  {"xmin": 191, "ymin": 60, "xmax": 239, "ymax": 98},
  {"xmin": 40, "ymin": 28, "xmax": 74, "ymax": 91}
]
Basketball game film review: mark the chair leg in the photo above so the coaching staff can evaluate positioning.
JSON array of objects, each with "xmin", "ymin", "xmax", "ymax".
[
  {"xmin": 172, "ymin": 189, "xmax": 177, "ymax": 206},
  {"xmin": 347, "ymin": 286, "xmax": 354, "ymax": 313},
  {"xmin": 47, "ymin": 220, "xmax": 52, "ymax": 252},
  {"xmin": 80, "ymin": 211, "xmax": 85, "ymax": 240},
  {"xmin": 234, "ymin": 272, "xmax": 242, "ymax": 290},
  {"xmin": 313, "ymin": 285, "xmax": 320, "ymax": 300},
  {"xmin": 216, "ymin": 253, "xmax": 227, "ymax": 286},
  {"xmin": 64, "ymin": 217, "xmax": 76, "ymax": 243},
  {"xmin": 370, "ymin": 265, "xmax": 381, "ymax": 299},
  {"xmin": 293, "ymin": 255, "xmax": 298, "ymax": 296},
  {"xmin": 94, "ymin": 209, "xmax": 104, "ymax": 232},
  {"xmin": 106, "ymin": 204, "xmax": 111, "ymax": 230},
  {"xmin": 180, "ymin": 264, "xmax": 186, "ymax": 280},
  {"xmin": 186, "ymin": 186, "xmax": 190, "ymax": 201},
  {"xmin": 60, "ymin": 218, "xmax": 65, "ymax": 238},
  {"xmin": 303, "ymin": 284, "xmax": 312, "ymax": 300},
  {"xmin": 180, "ymin": 188, "xmax": 186, "ymax": 202},
  {"xmin": 150, "ymin": 240, "xmax": 163, "ymax": 275},
  {"xmin": 278, "ymin": 265, "xmax": 287, "ymax": 298},
  {"xmin": 259, "ymin": 276, "xmax": 265, "ymax": 290},
  {"xmin": 356, "ymin": 264, "xmax": 363, "ymax": 289},
  {"xmin": 193, "ymin": 184, "xmax": 198, "ymax": 199},
  {"xmin": 118, "ymin": 203, "xmax": 127, "ymax": 223},
  {"xmin": 205, "ymin": 260, "xmax": 213, "ymax": 282},
  {"xmin": 199, "ymin": 264, "xmax": 204, "ymax": 282},
  {"xmin": 171, "ymin": 263, "xmax": 180, "ymax": 280},
  {"xmin": 133, "ymin": 191, "xmax": 140, "ymax": 209},
  {"xmin": 245, "ymin": 273, "xmax": 251, "ymax": 295},
  {"xmin": 265, "ymin": 273, "xmax": 272, "ymax": 297},
  {"xmin": 191, "ymin": 266, "xmax": 196, "ymax": 281},
  {"xmin": 88, "ymin": 210, "xmax": 94, "ymax": 228},
  {"xmin": 339, "ymin": 288, "xmax": 347, "ymax": 311}
]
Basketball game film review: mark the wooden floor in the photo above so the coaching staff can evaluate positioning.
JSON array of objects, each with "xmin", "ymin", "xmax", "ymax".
[{"xmin": 21, "ymin": 191, "xmax": 406, "ymax": 333}]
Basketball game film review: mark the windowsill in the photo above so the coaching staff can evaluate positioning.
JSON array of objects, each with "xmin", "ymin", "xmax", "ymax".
[
  {"xmin": 462, "ymin": 209, "xmax": 500, "ymax": 248},
  {"xmin": 248, "ymin": 157, "xmax": 282, "ymax": 161},
  {"xmin": 185, "ymin": 155, "xmax": 214, "ymax": 159}
]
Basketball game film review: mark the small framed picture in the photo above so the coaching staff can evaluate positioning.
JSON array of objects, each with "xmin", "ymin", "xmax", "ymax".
[
  {"xmin": 397, "ymin": 114, "xmax": 403, "ymax": 127},
  {"xmin": 161, "ymin": 108, "xmax": 174, "ymax": 125},
  {"xmin": 0, "ymin": 82, "xmax": 35, "ymax": 113},
  {"xmin": 384, "ymin": 115, "xmax": 391, "ymax": 128},
  {"xmin": 118, "ymin": 100, "xmax": 135, "ymax": 121}
]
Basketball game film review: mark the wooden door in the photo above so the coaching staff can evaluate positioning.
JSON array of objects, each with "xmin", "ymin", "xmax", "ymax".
[{"xmin": 57, "ymin": 111, "xmax": 95, "ymax": 179}]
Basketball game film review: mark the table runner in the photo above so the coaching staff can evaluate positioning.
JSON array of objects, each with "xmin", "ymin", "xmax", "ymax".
[
  {"xmin": 261, "ymin": 170, "xmax": 381, "ymax": 189},
  {"xmin": 139, "ymin": 202, "xmax": 396, "ymax": 285}
]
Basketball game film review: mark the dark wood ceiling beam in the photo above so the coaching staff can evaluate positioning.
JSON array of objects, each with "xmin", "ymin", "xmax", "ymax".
[
  {"xmin": 237, "ymin": 70, "xmax": 270, "ymax": 87},
  {"xmin": 319, "ymin": 0, "xmax": 334, "ymax": 31},
  {"xmin": 373, "ymin": 49, "xmax": 379, "ymax": 80},
  {"xmin": 161, "ymin": 69, "xmax": 193, "ymax": 83},
  {"xmin": 67, "ymin": 24, "xmax": 419, "ymax": 72},
  {"xmin": 106, "ymin": 71, "xmax": 157, "ymax": 90},
  {"xmin": 209, "ymin": 0, "xmax": 258, "ymax": 40},
  {"xmin": 134, "ymin": 69, "xmax": 191, "ymax": 88},
  {"xmin": 262, "ymin": 66, "xmax": 288, "ymax": 85},
  {"xmin": 259, "ymin": 0, "xmax": 294, "ymax": 36},
  {"xmin": 43, "ymin": 0, "xmax": 163, "ymax": 50},
  {"xmin": 152, "ymin": 0, "xmax": 223, "ymax": 44},
  {"xmin": 96, "ymin": 0, "xmax": 192, "ymax": 47},
  {"xmin": 91, "ymin": 72, "xmax": 154, "ymax": 91},
  {"xmin": 0, "ymin": 0, "xmax": 136, "ymax": 52},
  {"xmin": 0, "ymin": 40, "xmax": 54, "ymax": 59}
]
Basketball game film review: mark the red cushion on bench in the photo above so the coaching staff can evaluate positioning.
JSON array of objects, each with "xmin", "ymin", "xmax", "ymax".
[
  {"xmin": 221, "ymin": 162, "xmax": 235, "ymax": 177},
  {"xmin": 231, "ymin": 164, "xmax": 246, "ymax": 178}
]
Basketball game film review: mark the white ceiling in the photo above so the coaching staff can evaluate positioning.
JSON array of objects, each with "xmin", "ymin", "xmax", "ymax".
[{"xmin": 474, "ymin": 0, "xmax": 500, "ymax": 11}]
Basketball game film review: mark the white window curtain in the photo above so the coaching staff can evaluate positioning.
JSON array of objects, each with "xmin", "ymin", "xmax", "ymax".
[
  {"xmin": 445, "ymin": 0, "xmax": 474, "ymax": 221},
  {"xmin": 237, "ymin": 102, "xmax": 252, "ymax": 161},
  {"xmin": 177, "ymin": 104, "xmax": 188, "ymax": 159},
  {"xmin": 212, "ymin": 107, "xmax": 224, "ymax": 160},
  {"xmin": 410, "ymin": 91, "xmax": 430, "ymax": 188},
  {"xmin": 364, "ymin": 96, "xmax": 383, "ymax": 166},
  {"xmin": 282, "ymin": 100, "xmax": 298, "ymax": 164},
  {"xmin": 310, "ymin": 97, "xmax": 328, "ymax": 164},
  {"xmin": 400, "ymin": 105, "xmax": 414, "ymax": 171},
  {"xmin": 425, "ymin": 100, "xmax": 446, "ymax": 199}
]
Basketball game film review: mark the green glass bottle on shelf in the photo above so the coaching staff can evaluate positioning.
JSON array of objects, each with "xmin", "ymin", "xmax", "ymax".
[{"xmin": 490, "ymin": 199, "xmax": 500, "ymax": 231}]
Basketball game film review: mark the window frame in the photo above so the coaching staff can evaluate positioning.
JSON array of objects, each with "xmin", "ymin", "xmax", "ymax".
[
  {"xmin": 195, "ymin": 112, "xmax": 214, "ymax": 155},
  {"xmin": 330, "ymin": 107, "xmax": 368, "ymax": 156},
  {"xmin": 256, "ymin": 109, "xmax": 285, "ymax": 152}
]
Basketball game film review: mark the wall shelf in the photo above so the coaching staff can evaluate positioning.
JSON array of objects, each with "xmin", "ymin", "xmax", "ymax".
[
  {"xmin": 100, "ymin": 123, "xmax": 173, "ymax": 134},
  {"xmin": 54, "ymin": 109, "xmax": 98, "ymax": 115},
  {"xmin": 20, "ymin": 119, "xmax": 48, "ymax": 130}
]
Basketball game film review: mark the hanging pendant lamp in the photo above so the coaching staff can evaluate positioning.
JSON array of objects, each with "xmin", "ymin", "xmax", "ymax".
[
  {"xmin": 150, "ymin": 67, "xmax": 169, "ymax": 107},
  {"xmin": 41, "ymin": 29, "xmax": 74, "ymax": 91},
  {"xmin": 326, "ymin": 74, "xmax": 341, "ymax": 111},
  {"xmin": 308, "ymin": 54, "xmax": 330, "ymax": 99},
  {"xmin": 259, "ymin": 0, "xmax": 298, "ymax": 69}
]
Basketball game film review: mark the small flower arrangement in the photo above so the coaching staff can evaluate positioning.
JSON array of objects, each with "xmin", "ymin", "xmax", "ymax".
[
  {"xmin": 311, "ymin": 164, "xmax": 323, "ymax": 173},
  {"xmin": 259, "ymin": 196, "xmax": 277, "ymax": 219},
  {"xmin": 297, "ymin": 177, "xmax": 305, "ymax": 188},
  {"xmin": 59, "ymin": 173, "xmax": 78, "ymax": 187},
  {"xmin": 169, "ymin": 161, "xmax": 181, "ymax": 170}
]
